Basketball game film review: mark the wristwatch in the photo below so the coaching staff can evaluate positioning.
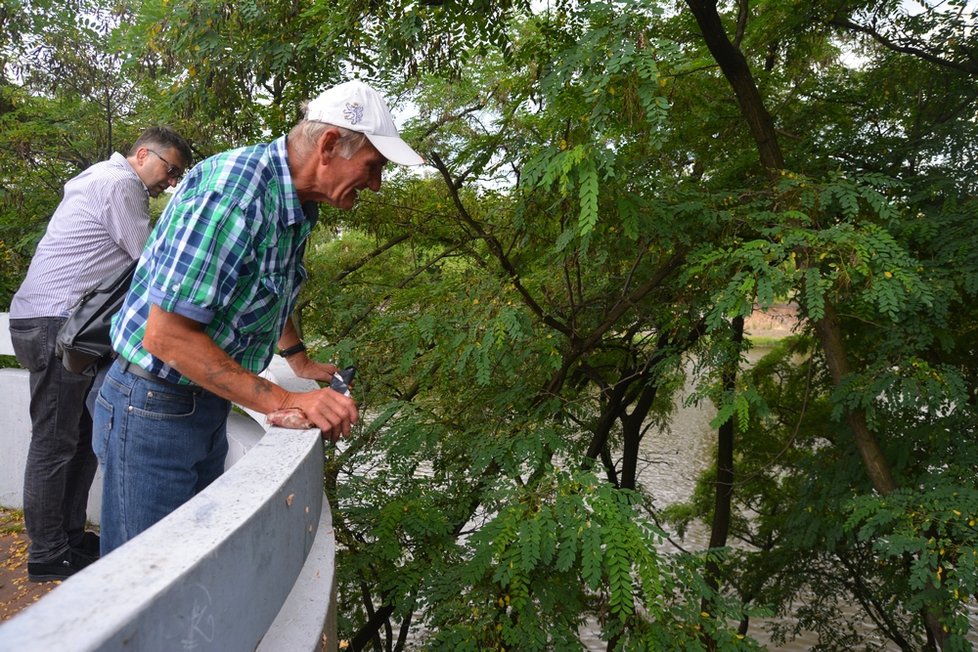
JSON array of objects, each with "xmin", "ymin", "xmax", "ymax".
[{"xmin": 278, "ymin": 341, "xmax": 307, "ymax": 358}]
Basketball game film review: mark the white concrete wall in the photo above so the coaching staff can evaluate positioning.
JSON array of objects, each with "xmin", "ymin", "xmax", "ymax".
[
  {"xmin": 0, "ymin": 367, "xmax": 32, "ymax": 509},
  {"xmin": 0, "ymin": 312, "xmax": 12, "ymax": 355},
  {"xmin": 0, "ymin": 314, "xmax": 336, "ymax": 651},
  {"xmin": 0, "ymin": 313, "xmax": 264, "ymax": 521}
]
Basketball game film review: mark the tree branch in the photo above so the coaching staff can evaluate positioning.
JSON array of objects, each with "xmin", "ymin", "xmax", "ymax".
[
  {"xmin": 334, "ymin": 233, "xmax": 410, "ymax": 282},
  {"xmin": 428, "ymin": 150, "xmax": 575, "ymax": 339},
  {"xmin": 830, "ymin": 16, "xmax": 978, "ymax": 76}
]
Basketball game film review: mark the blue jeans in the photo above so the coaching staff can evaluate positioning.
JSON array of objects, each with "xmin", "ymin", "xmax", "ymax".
[
  {"xmin": 93, "ymin": 358, "xmax": 230, "ymax": 556},
  {"xmin": 8, "ymin": 317, "xmax": 97, "ymax": 563}
]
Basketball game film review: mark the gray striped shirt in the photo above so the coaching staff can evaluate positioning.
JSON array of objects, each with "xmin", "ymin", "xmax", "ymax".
[{"xmin": 10, "ymin": 152, "xmax": 151, "ymax": 319}]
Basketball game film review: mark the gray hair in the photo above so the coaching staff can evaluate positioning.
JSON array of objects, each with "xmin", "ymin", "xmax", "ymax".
[{"xmin": 288, "ymin": 119, "xmax": 369, "ymax": 160}]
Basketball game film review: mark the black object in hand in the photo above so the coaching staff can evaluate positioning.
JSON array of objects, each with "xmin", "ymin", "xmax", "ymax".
[{"xmin": 329, "ymin": 366, "xmax": 356, "ymax": 396}]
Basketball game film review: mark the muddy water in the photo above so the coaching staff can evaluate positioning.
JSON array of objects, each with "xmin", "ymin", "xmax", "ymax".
[{"xmin": 577, "ymin": 349, "xmax": 978, "ymax": 650}]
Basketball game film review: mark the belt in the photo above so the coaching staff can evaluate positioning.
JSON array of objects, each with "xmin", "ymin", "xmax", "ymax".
[{"xmin": 119, "ymin": 359, "xmax": 200, "ymax": 390}]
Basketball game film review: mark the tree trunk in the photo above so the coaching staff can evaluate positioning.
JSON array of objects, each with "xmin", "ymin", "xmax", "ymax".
[
  {"xmin": 700, "ymin": 316, "xmax": 742, "ymax": 651},
  {"xmin": 682, "ymin": 0, "xmax": 896, "ymax": 495},
  {"xmin": 684, "ymin": 0, "xmax": 784, "ymax": 171},
  {"xmin": 619, "ymin": 380, "xmax": 659, "ymax": 490},
  {"xmin": 810, "ymin": 302, "xmax": 897, "ymax": 493},
  {"xmin": 707, "ymin": 316, "xmax": 741, "ymax": 554}
]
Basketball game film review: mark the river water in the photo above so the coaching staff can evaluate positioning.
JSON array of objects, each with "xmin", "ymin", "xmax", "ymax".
[{"xmin": 575, "ymin": 348, "xmax": 978, "ymax": 650}]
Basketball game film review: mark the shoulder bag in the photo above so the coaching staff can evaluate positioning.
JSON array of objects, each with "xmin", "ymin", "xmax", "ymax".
[{"xmin": 56, "ymin": 259, "xmax": 137, "ymax": 376}]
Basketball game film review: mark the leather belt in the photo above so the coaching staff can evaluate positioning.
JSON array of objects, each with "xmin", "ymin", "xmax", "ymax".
[{"xmin": 119, "ymin": 359, "xmax": 200, "ymax": 389}]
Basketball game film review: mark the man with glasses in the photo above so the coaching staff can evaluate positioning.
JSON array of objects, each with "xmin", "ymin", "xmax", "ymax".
[{"xmin": 8, "ymin": 126, "xmax": 192, "ymax": 581}]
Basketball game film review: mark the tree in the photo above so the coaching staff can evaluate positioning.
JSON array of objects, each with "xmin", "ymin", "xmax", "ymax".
[
  {"xmin": 299, "ymin": 1, "xmax": 978, "ymax": 647},
  {"xmin": 667, "ymin": 0, "xmax": 978, "ymax": 648},
  {"xmin": 0, "ymin": 0, "xmax": 178, "ymax": 305}
]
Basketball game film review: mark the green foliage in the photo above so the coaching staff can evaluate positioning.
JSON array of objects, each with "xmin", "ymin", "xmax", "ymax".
[
  {"xmin": 514, "ymin": 1, "xmax": 680, "ymax": 253},
  {"xmin": 843, "ymin": 434, "xmax": 978, "ymax": 646},
  {"xmin": 669, "ymin": 326, "xmax": 978, "ymax": 648},
  {"xmin": 0, "ymin": 0, "xmax": 194, "ymax": 308},
  {"xmin": 303, "ymin": 0, "xmax": 978, "ymax": 643}
]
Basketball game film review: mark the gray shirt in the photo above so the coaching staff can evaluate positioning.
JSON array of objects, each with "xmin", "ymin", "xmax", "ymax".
[{"xmin": 10, "ymin": 153, "xmax": 151, "ymax": 319}]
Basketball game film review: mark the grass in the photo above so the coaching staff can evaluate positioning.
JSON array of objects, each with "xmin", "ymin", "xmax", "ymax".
[
  {"xmin": 0, "ymin": 507, "xmax": 25, "ymax": 535},
  {"xmin": 746, "ymin": 335, "xmax": 785, "ymax": 348}
]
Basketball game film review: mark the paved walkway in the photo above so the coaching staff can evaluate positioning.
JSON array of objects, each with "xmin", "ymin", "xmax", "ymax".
[{"xmin": 0, "ymin": 508, "xmax": 56, "ymax": 622}]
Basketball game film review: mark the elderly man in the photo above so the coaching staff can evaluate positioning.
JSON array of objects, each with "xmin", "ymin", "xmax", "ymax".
[
  {"xmin": 9, "ymin": 127, "xmax": 193, "ymax": 580},
  {"xmin": 93, "ymin": 80, "xmax": 423, "ymax": 555}
]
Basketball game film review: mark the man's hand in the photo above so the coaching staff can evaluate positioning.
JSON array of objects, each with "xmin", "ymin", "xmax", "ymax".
[
  {"xmin": 286, "ymin": 354, "xmax": 339, "ymax": 383},
  {"xmin": 277, "ymin": 388, "xmax": 358, "ymax": 441}
]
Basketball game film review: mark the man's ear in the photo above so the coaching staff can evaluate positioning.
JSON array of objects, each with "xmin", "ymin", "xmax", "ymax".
[
  {"xmin": 318, "ymin": 129, "xmax": 341, "ymax": 163},
  {"xmin": 132, "ymin": 146, "xmax": 150, "ymax": 168}
]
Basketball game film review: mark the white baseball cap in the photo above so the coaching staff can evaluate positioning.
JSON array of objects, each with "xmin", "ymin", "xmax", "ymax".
[{"xmin": 305, "ymin": 80, "xmax": 424, "ymax": 166}]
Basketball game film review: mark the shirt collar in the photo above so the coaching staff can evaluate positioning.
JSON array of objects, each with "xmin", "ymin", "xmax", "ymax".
[
  {"xmin": 111, "ymin": 151, "xmax": 150, "ymax": 198},
  {"xmin": 269, "ymin": 135, "xmax": 307, "ymax": 227}
]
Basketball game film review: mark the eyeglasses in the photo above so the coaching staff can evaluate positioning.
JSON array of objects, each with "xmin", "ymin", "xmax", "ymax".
[{"xmin": 146, "ymin": 148, "xmax": 184, "ymax": 181}]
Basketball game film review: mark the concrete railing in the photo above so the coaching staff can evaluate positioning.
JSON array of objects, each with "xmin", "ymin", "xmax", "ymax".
[{"xmin": 0, "ymin": 313, "xmax": 337, "ymax": 651}]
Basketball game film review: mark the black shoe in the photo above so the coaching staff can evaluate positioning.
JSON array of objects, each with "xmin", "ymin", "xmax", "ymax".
[
  {"xmin": 27, "ymin": 548, "xmax": 94, "ymax": 582},
  {"xmin": 71, "ymin": 531, "xmax": 101, "ymax": 562}
]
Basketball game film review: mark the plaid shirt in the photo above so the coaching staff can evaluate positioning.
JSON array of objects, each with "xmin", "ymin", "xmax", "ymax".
[{"xmin": 111, "ymin": 136, "xmax": 311, "ymax": 384}]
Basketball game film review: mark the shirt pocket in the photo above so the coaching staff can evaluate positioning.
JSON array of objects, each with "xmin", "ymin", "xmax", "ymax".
[{"xmin": 234, "ymin": 271, "xmax": 290, "ymax": 338}]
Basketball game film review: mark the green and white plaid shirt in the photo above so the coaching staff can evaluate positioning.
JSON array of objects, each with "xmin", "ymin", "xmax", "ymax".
[{"xmin": 111, "ymin": 136, "xmax": 311, "ymax": 384}]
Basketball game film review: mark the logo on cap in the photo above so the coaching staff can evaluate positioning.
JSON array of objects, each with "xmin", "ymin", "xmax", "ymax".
[{"xmin": 343, "ymin": 102, "xmax": 365, "ymax": 125}]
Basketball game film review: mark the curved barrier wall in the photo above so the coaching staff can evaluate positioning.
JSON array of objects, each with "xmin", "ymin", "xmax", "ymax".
[{"xmin": 0, "ymin": 314, "xmax": 336, "ymax": 651}]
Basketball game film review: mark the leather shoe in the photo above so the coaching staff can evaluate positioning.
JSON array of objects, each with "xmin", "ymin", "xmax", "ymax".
[
  {"xmin": 27, "ymin": 548, "xmax": 94, "ymax": 582},
  {"xmin": 71, "ymin": 531, "xmax": 101, "ymax": 562}
]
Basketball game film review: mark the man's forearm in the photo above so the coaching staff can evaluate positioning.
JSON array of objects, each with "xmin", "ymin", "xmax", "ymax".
[
  {"xmin": 143, "ymin": 305, "xmax": 358, "ymax": 438},
  {"xmin": 143, "ymin": 305, "xmax": 290, "ymax": 414}
]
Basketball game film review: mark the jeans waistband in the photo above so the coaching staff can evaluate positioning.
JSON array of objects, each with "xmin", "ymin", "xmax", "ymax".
[{"xmin": 119, "ymin": 359, "xmax": 200, "ymax": 390}]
